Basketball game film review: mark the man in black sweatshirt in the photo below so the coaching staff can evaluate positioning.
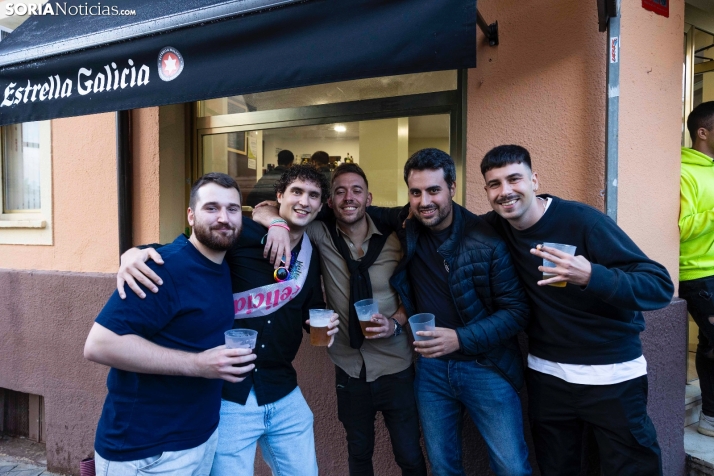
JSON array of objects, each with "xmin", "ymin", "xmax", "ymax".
[{"xmin": 480, "ymin": 145, "xmax": 674, "ymax": 476}]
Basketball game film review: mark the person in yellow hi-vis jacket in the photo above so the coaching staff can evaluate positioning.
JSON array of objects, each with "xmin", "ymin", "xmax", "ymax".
[{"xmin": 680, "ymin": 100, "xmax": 714, "ymax": 437}]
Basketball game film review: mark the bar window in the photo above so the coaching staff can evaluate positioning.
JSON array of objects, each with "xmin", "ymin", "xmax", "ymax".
[
  {"xmin": 2, "ymin": 122, "xmax": 42, "ymax": 212},
  {"xmin": 0, "ymin": 120, "xmax": 53, "ymax": 245}
]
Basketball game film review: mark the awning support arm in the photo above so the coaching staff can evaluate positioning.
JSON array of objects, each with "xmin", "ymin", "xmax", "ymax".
[{"xmin": 476, "ymin": 10, "xmax": 498, "ymax": 46}]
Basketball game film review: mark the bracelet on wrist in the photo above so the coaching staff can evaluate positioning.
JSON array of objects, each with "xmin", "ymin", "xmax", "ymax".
[{"xmin": 269, "ymin": 223, "xmax": 290, "ymax": 232}]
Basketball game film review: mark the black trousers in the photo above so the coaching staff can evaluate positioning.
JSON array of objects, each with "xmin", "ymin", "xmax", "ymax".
[
  {"xmin": 335, "ymin": 364, "xmax": 427, "ymax": 476},
  {"xmin": 680, "ymin": 276, "xmax": 714, "ymax": 417},
  {"xmin": 527, "ymin": 369, "xmax": 662, "ymax": 476}
]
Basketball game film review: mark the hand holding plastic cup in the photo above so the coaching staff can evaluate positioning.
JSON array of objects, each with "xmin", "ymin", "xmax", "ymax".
[
  {"xmin": 354, "ymin": 298, "xmax": 380, "ymax": 337},
  {"xmin": 408, "ymin": 313, "xmax": 435, "ymax": 341},
  {"xmin": 309, "ymin": 309, "xmax": 333, "ymax": 346},
  {"xmin": 225, "ymin": 329, "xmax": 258, "ymax": 349},
  {"xmin": 541, "ymin": 242, "xmax": 577, "ymax": 287}
]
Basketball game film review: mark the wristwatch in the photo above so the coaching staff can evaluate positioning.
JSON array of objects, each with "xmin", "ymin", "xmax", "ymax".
[{"xmin": 391, "ymin": 318, "xmax": 402, "ymax": 337}]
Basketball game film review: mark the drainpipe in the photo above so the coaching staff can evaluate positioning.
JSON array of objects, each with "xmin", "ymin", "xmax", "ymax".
[
  {"xmin": 605, "ymin": 0, "xmax": 620, "ymax": 221},
  {"xmin": 116, "ymin": 110, "xmax": 133, "ymax": 257}
]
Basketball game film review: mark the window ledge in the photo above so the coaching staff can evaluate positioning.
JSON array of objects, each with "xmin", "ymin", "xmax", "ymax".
[{"xmin": 0, "ymin": 219, "xmax": 47, "ymax": 229}]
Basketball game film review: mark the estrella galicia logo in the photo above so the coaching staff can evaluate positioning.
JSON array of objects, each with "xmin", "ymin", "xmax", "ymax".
[{"xmin": 158, "ymin": 47, "xmax": 184, "ymax": 82}]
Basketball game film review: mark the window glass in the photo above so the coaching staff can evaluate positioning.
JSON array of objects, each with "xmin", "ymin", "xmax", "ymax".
[
  {"xmin": 693, "ymin": 28, "xmax": 714, "ymax": 110},
  {"xmin": 198, "ymin": 71, "xmax": 457, "ymax": 117},
  {"xmin": 201, "ymin": 114, "xmax": 453, "ymax": 208},
  {"xmin": 3, "ymin": 122, "xmax": 42, "ymax": 211}
]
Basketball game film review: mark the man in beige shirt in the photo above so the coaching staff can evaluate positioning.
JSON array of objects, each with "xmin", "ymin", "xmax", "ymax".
[{"xmin": 255, "ymin": 163, "xmax": 426, "ymax": 476}]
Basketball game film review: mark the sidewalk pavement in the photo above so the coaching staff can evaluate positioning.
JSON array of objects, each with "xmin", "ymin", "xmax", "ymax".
[{"xmin": 0, "ymin": 457, "xmax": 63, "ymax": 476}]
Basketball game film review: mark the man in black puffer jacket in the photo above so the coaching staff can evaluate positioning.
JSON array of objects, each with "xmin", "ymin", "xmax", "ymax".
[{"xmin": 368, "ymin": 148, "xmax": 532, "ymax": 476}]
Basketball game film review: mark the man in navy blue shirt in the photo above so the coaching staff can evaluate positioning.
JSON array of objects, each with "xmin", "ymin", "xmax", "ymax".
[
  {"xmin": 115, "ymin": 165, "xmax": 338, "ymax": 475},
  {"xmin": 84, "ymin": 173, "xmax": 256, "ymax": 475},
  {"xmin": 480, "ymin": 145, "xmax": 674, "ymax": 475}
]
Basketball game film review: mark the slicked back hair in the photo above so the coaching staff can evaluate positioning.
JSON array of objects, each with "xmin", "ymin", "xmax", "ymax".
[
  {"xmin": 687, "ymin": 101, "xmax": 714, "ymax": 143},
  {"xmin": 403, "ymin": 148, "xmax": 456, "ymax": 188},
  {"xmin": 331, "ymin": 163, "xmax": 369, "ymax": 189},
  {"xmin": 274, "ymin": 163, "xmax": 330, "ymax": 203},
  {"xmin": 189, "ymin": 172, "xmax": 241, "ymax": 210},
  {"xmin": 480, "ymin": 145, "xmax": 532, "ymax": 176}
]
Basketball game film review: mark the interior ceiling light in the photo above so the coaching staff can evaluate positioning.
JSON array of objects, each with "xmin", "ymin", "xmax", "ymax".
[{"xmin": 334, "ymin": 125, "xmax": 346, "ymax": 132}]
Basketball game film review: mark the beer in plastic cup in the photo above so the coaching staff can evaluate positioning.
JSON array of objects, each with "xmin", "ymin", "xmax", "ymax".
[
  {"xmin": 225, "ymin": 329, "xmax": 258, "ymax": 349},
  {"xmin": 541, "ymin": 242, "xmax": 577, "ymax": 287},
  {"xmin": 408, "ymin": 313, "xmax": 435, "ymax": 341},
  {"xmin": 354, "ymin": 298, "xmax": 380, "ymax": 337},
  {"xmin": 309, "ymin": 309, "xmax": 332, "ymax": 346}
]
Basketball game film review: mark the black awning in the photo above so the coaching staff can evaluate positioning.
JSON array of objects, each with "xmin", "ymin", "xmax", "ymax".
[{"xmin": 0, "ymin": 0, "xmax": 476, "ymax": 126}]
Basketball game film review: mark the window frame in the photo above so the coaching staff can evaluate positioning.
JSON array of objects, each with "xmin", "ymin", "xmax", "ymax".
[
  {"xmin": 193, "ymin": 69, "xmax": 468, "ymax": 205},
  {"xmin": 0, "ymin": 120, "xmax": 53, "ymax": 245}
]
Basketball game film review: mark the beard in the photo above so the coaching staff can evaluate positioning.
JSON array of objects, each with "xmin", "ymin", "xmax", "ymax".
[
  {"xmin": 413, "ymin": 201, "xmax": 452, "ymax": 229},
  {"xmin": 193, "ymin": 220, "xmax": 241, "ymax": 251}
]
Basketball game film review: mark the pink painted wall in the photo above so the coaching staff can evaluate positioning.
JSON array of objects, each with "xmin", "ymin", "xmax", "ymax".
[
  {"xmin": 0, "ymin": 107, "xmax": 163, "ymax": 274},
  {"xmin": 465, "ymin": 0, "xmax": 606, "ymax": 216},
  {"xmin": 617, "ymin": 0, "xmax": 683, "ymax": 282},
  {"xmin": 0, "ymin": 270, "xmax": 115, "ymax": 474},
  {"xmin": 464, "ymin": 0, "xmax": 681, "ymax": 283},
  {"xmin": 131, "ymin": 107, "xmax": 161, "ymax": 246},
  {"xmin": 0, "ymin": 113, "xmax": 119, "ymax": 273}
]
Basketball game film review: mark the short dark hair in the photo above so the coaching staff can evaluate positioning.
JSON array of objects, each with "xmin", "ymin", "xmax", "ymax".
[
  {"xmin": 274, "ymin": 163, "xmax": 330, "ymax": 203},
  {"xmin": 687, "ymin": 101, "xmax": 714, "ymax": 143},
  {"xmin": 480, "ymin": 145, "xmax": 532, "ymax": 176},
  {"xmin": 403, "ymin": 148, "xmax": 456, "ymax": 188},
  {"xmin": 311, "ymin": 150, "xmax": 330, "ymax": 166},
  {"xmin": 331, "ymin": 163, "xmax": 368, "ymax": 189},
  {"xmin": 277, "ymin": 149, "xmax": 295, "ymax": 167},
  {"xmin": 189, "ymin": 172, "xmax": 241, "ymax": 210}
]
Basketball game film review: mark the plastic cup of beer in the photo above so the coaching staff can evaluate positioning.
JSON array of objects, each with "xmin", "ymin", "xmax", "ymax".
[
  {"xmin": 309, "ymin": 309, "xmax": 333, "ymax": 346},
  {"xmin": 541, "ymin": 242, "xmax": 577, "ymax": 287},
  {"xmin": 408, "ymin": 313, "xmax": 435, "ymax": 341},
  {"xmin": 354, "ymin": 298, "xmax": 380, "ymax": 337},
  {"xmin": 225, "ymin": 329, "xmax": 258, "ymax": 349}
]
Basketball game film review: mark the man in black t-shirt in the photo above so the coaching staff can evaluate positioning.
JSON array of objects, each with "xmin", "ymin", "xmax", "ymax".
[
  {"xmin": 480, "ymin": 145, "xmax": 673, "ymax": 475},
  {"xmin": 117, "ymin": 165, "xmax": 338, "ymax": 475},
  {"xmin": 369, "ymin": 149, "xmax": 532, "ymax": 476}
]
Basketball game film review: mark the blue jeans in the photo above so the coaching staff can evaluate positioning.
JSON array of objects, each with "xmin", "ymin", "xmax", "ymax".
[
  {"xmin": 210, "ymin": 387, "xmax": 317, "ymax": 476},
  {"xmin": 94, "ymin": 428, "xmax": 218, "ymax": 476},
  {"xmin": 414, "ymin": 356, "xmax": 531, "ymax": 476}
]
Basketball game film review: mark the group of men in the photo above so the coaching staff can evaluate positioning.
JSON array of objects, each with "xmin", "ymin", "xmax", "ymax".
[{"xmin": 85, "ymin": 130, "xmax": 682, "ymax": 474}]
